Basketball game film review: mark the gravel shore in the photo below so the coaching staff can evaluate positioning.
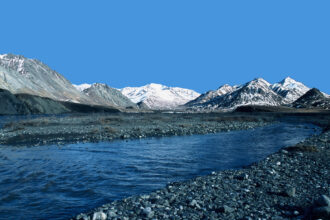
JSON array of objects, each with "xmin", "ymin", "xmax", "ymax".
[
  {"xmin": 71, "ymin": 116, "xmax": 329, "ymax": 220},
  {"xmin": 0, "ymin": 113, "xmax": 272, "ymax": 146}
]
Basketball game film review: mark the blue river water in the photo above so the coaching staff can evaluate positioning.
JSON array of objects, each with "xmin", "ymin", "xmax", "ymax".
[{"xmin": 0, "ymin": 122, "xmax": 321, "ymax": 219}]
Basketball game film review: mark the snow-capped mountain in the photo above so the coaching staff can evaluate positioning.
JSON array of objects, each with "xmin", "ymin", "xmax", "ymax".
[
  {"xmin": 271, "ymin": 77, "xmax": 310, "ymax": 103},
  {"xmin": 0, "ymin": 54, "xmax": 92, "ymax": 104},
  {"xmin": 121, "ymin": 83, "xmax": 200, "ymax": 109},
  {"xmin": 77, "ymin": 83, "xmax": 137, "ymax": 108},
  {"xmin": 185, "ymin": 84, "xmax": 240, "ymax": 106},
  {"xmin": 186, "ymin": 77, "xmax": 310, "ymax": 110}
]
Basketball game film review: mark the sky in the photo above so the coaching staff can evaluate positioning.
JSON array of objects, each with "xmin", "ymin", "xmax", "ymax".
[{"xmin": 1, "ymin": 0, "xmax": 329, "ymax": 93}]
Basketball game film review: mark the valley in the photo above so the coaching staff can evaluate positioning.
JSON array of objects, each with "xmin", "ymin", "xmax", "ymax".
[{"xmin": 0, "ymin": 53, "xmax": 329, "ymax": 220}]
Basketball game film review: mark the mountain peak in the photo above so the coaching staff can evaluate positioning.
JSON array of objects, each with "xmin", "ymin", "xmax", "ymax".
[
  {"xmin": 145, "ymin": 83, "xmax": 166, "ymax": 89},
  {"xmin": 253, "ymin": 77, "xmax": 268, "ymax": 83},
  {"xmin": 280, "ymin": 76, "xmax": 300, "ymax": 86},
  {"xmin": 282, "ymin": 76, "xmax": 295, "ymax": 82},
  {"xmin": 92, "ymin": 83, "xmax": 107, "ymax": 88},
  {"xmin": 0, "ymin": 53, "xmax": 27, "ymax": 60},
  {"xmin": 0, "ymin": 54, "xmax": 8, "ymax": 59},
  {"xmin": 246, "ymin": 78, "xmax": 271, "ymax": 87},
  {"xmin": 217, "ymin": 84, "xmax": 232, "ymax": 90}
]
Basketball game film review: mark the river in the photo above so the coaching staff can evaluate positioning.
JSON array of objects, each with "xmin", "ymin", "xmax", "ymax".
[{"xmin": 0, "ymin": 122, "xmax": 321, "ymax": 219}]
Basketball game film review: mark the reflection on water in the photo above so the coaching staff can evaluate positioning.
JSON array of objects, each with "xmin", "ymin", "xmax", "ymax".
[{"xmin": 0, "ymin": 123, "xmax": 320, "ymax": 220}]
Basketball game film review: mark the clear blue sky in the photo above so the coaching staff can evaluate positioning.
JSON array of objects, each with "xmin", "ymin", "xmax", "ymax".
[{"xmin": 1, "ymin": 0, "xmax": 329, "ymax": 93}]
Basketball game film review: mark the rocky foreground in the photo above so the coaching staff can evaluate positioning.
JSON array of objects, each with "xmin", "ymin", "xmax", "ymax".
[
  {"xmin": 0, "ymin": 113, "xmax": 271, "ymax": 146},
  {"xmin": 72, "ymin": 118, "xmax": 329, "ymax": 220}
]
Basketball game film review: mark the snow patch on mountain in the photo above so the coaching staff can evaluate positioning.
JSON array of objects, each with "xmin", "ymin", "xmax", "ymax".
[
  {"xmin": 0, "ymin": 54, "xmax": 8, "ymax": 59},
  {"xmin": 121, "ymin": 83, "xmax": 200, "ymax": 109},
  {"xmin": 73, "ymin": 83, "xmax": 92, "ymax": 92}
]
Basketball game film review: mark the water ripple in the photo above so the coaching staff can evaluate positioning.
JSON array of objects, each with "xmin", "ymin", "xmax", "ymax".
[{"xmin": 0, "ymin": 122, "xmax": 321, "ymax": 220}]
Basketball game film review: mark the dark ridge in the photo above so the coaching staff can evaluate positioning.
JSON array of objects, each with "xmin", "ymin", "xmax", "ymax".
[
  {"xmin": 234, "ymin": 105, "xmax": 293, "ymax": 113},
  {"xmin": 0, "ymin": 88, "xmax": 119, "ymax": 115},
  {"xmin": 292, "ymin": 88, "xmax": 330, "ymax": 109},
  {"xmin": 61, "ymin": 101, "xmax": 119, "ymax": 113}
]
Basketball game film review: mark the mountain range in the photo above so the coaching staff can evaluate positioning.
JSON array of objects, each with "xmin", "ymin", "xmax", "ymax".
[
  {"xmin": 0, "ymin": 53, "xmax": 329, "ymax": 113},
  {"xmin": 185, "ymin": 77, "xmax": 329, "ymax": 110}
]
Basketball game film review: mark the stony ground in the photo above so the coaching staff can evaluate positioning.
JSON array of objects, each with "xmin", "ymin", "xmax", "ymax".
[
  {"xmin": 0, "ymin": 113, "xmax": 272, "ymax": 146},
  {"xmin": 72, "ymin": 119, "xmax": 329, "ymax": 220}
]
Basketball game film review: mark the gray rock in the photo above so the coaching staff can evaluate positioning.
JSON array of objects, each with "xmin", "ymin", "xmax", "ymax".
[
  {"xmin": 315, "ymin": 195, "xmax": 330, "ymax": 207},
  {"xmin": 189, "ymin": 199, "xmax": 198, "ymax": 207},
  {"xmin": 284, "ymin": 187, "xmax": 296, "ymax": 197},
  {"xmin": 76, "ymin": 213, "xmax": 89, "ymax": 220},
  {"xmin": 236, "ymin": 173, "xmax": 249, "ymax": 180},
  {"xmin": 221, "ymin": 205, "xmax": 234, "ymax": 213},
  {"xmin": 143, "ymin": 207, "xmax": 154, "ymax": 218},
  {"xmin": 92, "ymin": 211, "xmax": 106, "ymax": 220},
  {"xmin": 107, "ymin": 210, "xmax": 117, "ymax": 217}
]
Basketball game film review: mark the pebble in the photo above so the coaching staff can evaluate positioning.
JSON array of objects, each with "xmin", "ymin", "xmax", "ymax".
[
  {"xmin": 92, "ymin": 211, "xmax": 106, "ymax": 220},
  {"xmin": 221, "ymin": 205, "xmax": 234, "ymax": 213},
  {"xmin": 143, "ymin": 207, "xmax": 154, "ymax": 218},
  {"xmin": 284, "ymin": 187, "xmax": 296, "ymax": 197}
]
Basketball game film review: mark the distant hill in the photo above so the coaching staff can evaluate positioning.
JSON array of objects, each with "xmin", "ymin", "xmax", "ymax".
[{"xmin": 74, "ymin": 83, "xmax": 138, "ymax": 109}]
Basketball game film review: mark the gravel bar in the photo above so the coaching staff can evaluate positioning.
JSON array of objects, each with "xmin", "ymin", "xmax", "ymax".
[{"xmin": 0, "ymin": 113, "xmax": 272, "ymax": 146}]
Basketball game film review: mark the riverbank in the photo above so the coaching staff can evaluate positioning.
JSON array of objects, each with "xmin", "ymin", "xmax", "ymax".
[
  {"xmin": 72, "ymin": 116, "xmax": 329, "ymax": 220},
  {"xmin": 0, "ymin": 113, "xmax": 273, "ymax": 146}
]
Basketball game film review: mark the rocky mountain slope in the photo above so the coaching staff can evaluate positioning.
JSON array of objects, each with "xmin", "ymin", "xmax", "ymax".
[
  {"xmin": 75, "ymin": 83, "xmax": 137, "ymax": 109},
  {"xmin": 292, "ymin": 88, "xmax": 330, "ymax": 109},
  {"xmin": 0, "ymin": 54, "xmax": 92, "ymax": 104},
  {"xmin": 121, "ymin": 83, "xmax": 200, "ymax": 109},
  {"xmin": 187, "ymin": 84, "xmax": 239, "ymax": 106}
]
